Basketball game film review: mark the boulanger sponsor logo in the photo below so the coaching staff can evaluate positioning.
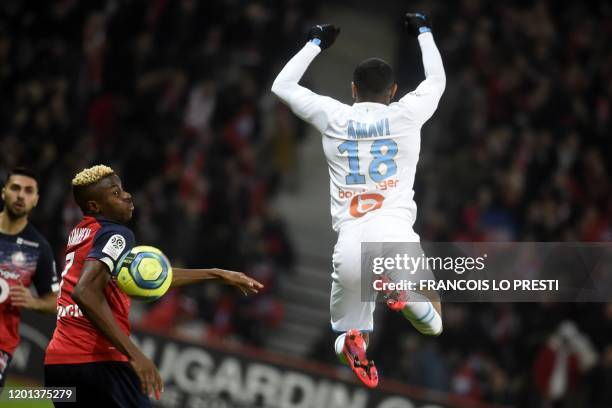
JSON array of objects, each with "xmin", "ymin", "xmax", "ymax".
[
  {"xmin": 361, "ymin": 242, "xmax": 612, "ymax": 302},
  {"xmin": 350, "ymin": 194, "xmax": 384, "ymax": 218}
]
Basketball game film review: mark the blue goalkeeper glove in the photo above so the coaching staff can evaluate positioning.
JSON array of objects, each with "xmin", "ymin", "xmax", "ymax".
[
  {"xmin": 307, "ymin": 24, "xmax": 340, "ymax": 50},
  {"xmin": 405, "ymin": 13, "xmax": 432, "ymax": 36}
]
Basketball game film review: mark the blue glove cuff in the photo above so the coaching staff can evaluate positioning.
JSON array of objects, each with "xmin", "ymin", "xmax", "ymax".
[
  {"xmin": 419, "ymin": 27, "xmax": 431, "ymax": 34},
  {"xmin": 309, "ymin": 38, "xmax": 322, "ymax": 46}
]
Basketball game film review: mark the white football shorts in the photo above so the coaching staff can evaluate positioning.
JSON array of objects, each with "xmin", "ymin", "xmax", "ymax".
[{"xmin": 330, "ymin": 214, "xmax": 428, "ymax": 332}]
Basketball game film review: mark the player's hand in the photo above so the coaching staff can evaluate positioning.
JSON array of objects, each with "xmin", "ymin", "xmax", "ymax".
[
  {"xmin": 217, "ymin": 269, "xmax": 264, "ymax": 295},
  {"xmin": 405, "ymin": 13, "xmax": 432, "ymax": 36},
  {"xmin": 129, "ymin": 352, "xmax": 163, "ymax": 400},
  {"xmin": 9, "ymin": 282, "xmax": 37, "ymax": 309},
  {"xmin": 307, "ymin": 24, "xmax": 340, "ymax": 50}
]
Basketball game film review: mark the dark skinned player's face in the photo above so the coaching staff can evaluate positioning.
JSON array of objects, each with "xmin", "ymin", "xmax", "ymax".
[{"xmin": 92, "ymin": 175, "xmax": 134, "ymax": 223}]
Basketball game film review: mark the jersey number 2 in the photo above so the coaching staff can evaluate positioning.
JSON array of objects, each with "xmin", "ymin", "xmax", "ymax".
[{"xmin": 338, "ymin": 139, "xmax": 398, "ymax": 184}]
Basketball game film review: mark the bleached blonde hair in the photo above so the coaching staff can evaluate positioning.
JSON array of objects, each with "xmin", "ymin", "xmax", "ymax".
[{"xmin": 72, "ymin": 165, "xmax": 115, "ymax": 187}]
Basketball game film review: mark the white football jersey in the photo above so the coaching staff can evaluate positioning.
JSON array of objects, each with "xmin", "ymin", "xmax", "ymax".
[{"xmin": 272, "ymin": 33, "xmax": 445, "ymax": 231}]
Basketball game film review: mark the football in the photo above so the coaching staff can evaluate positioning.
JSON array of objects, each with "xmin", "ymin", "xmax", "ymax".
[{"xmin": 114, "ymin": 245, "xmax": 172, "ymax": 301}]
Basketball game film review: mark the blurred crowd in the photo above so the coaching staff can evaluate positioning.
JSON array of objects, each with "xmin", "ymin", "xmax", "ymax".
[
  {"xmin": 2, "ymin": 0, "xmax": 611, "ymax": 407},
  {"xmin": 0, "ymin": 0, "xmax": 315, "ymax": 345},
  {"xmin": 372, "ymin": 0, "xmax": 611, "ymax": 407},
  {"xmin": 413, "ymin": 0, "xmax": 611, "ymax": 243}
]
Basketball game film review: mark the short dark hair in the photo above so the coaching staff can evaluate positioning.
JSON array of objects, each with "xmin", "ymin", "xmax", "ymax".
[
  {"xmin": 6, "ymin": 167, "xmax": 39, "ymax": 185},
  {"xmin": 353, "ymin": 58, "xmax": 395, "ymax": 100},
  {"xmin": 73, "ymin": 184, "xmax": 93, "ymax": 213}
]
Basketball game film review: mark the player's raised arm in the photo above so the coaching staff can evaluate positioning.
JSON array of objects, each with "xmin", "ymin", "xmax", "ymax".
[
  {"xmin": 398, "ymin": 13, "xmax": 446, "ymax": 123},
  {"xmin": 271, "ymin": 24, "xmax": 343, "ymax": 132},
  {"xmin": 170, "ymin": 267, "xmax": 264, "ymax": 295}
]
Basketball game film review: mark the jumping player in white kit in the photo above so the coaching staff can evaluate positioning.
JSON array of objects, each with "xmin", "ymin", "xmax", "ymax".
[{"xmin": 272, "ymin": 13, "xmax": 445, "ymax": 388}]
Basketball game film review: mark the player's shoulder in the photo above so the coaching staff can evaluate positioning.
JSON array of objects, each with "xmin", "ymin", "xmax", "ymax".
[
  {"xmin": 89, "ymin": 218, "xmax": 135, "ymax": 266},
  {"xmin": 388, "ymin": 100, "xmax": 407, "ymax": 111},
  {"xmin": 95, "ymin": 218, "xmax": 135, "ymax": 241},
  {"xmin": 387, "ymin": 100, "xmax": 423, "ymax": 122},
  {"xmin": 321, "ymin": 95, "xmax": 351, "ymax": 113},
  {"xmin": 20, "ymin": 223, "xmax": 52, "ymax": 251}
]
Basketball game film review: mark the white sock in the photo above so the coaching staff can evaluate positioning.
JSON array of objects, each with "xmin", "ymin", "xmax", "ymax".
[
  {"xmin": 402, "ymin": 291, "xmax": 443, "ymax": 336},
  {"xmin": 334, "ymin": 333, "xmax": 348, "ymax": 364}
]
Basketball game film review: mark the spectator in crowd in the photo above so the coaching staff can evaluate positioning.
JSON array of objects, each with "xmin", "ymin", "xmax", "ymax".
[{"xmin": 0, "ymin": 0, "xmax": 305, "ymax": 346}]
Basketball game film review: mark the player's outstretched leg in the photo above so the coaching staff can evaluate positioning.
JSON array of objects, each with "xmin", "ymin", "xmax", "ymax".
[
  {"xmin": 386, "ymin": 288, "xmax": 443, "ymax": 335},
  {"xmin": 334, "ymin": 330, "xmax": 378, "ymax": 388}
]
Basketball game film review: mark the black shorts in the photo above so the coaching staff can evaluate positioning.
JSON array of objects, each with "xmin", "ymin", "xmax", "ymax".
[
  {"xmin": 0, "ymin": 349, "xmax": 11, "ymax": 388},
  {"xmin": 44, "ymin": 361, "xmax": 151, "ymax": 408}
]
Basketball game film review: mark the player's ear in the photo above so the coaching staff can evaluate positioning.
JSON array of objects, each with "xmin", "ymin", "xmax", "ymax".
[
  {"xmin": 390, "ymin": 83, "xmax": 398, "ymax": 100},
  {"xmin": 86, "ymin": 200, "xmax": 101, "ymax": 214},
  {"xmin": 351, "ymin": 82, "xmax": 357, "ymax": 100}
]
